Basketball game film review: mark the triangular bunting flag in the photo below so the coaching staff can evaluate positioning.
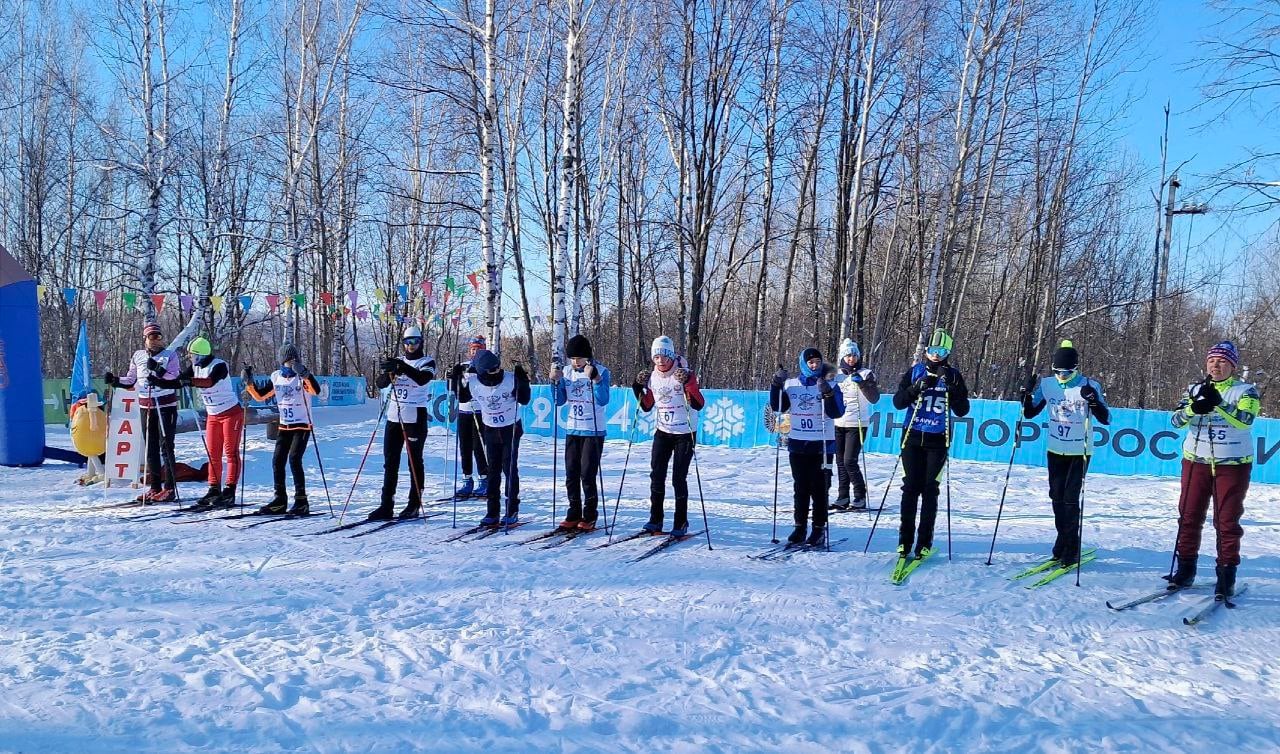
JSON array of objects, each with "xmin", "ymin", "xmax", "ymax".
[
  {"xmin": 94, "ymin": 290, "xmax": 109, "ymax": 311},
  {"xmin": 122, "ymin": 291, "xmax": 138, "ymax": 311},
  {"xmin": 211, "ymin": 295, "xmax": 224, "ymax": 313},
  {"xmin": 178, "ymin": 294, "xmax": 194, "ymax": 312},
  {"xmin": 63, "ymin": 288, "xmax": 77, "ymax": 307},
  {"xmin": 151, "ymin": 294, "xmax": 166, "ymax": 314},
  {"xmin": 240, "ymin": 295, "xmax": 253, "ymax": 311}
]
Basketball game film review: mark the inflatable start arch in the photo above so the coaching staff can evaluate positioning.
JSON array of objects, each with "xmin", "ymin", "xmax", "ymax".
[{"xmin": 0, "ymin": 242, "xmax": 46, "ymax": 466}]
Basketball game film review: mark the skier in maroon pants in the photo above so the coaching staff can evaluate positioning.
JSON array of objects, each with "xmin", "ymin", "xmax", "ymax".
[{"xmin": 1166, "ymin": 340, "xmax": 1260, "ymax": 598}]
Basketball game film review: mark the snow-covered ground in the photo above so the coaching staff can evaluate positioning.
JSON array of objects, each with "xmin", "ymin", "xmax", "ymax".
[{"xmin": 2, "ymin": 402, "xmax": 1278, "ymax": 753}]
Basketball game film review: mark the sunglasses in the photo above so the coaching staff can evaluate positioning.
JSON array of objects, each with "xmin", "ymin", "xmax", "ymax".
[
  {"xmin": 1053, "ymin": 368, "xmax": 1075, "ymax": 376},
  {"xmin": 925, "ymin": 346, "xmax": 950, "ymax": 359},
  {"xmin": 146, "ymin": 333, "xmax": 163, "ymax": 340},
  {"xmin": 403, "ymin": 337, "xmax": 423, "ymax": 346}
]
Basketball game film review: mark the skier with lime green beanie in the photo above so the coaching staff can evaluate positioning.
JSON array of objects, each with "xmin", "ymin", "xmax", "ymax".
[
  {"xmin": 1020, "ymin": 339, "xmax": 1111, "ymax": 566},
  {"xmin": 178, "ymin": 336, "xmax": 244, "ymax": 508}
]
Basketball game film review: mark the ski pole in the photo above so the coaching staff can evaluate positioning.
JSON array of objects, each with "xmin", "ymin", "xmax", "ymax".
[
  {"xmin": 945, "ymin": 389, "xmax": 952, "ymax": 562},
  {"xmin": 551, "ymin": 363, "xmax": 560, "ymax": 525},
  {"xmin": 300, "ymin": 376, "xmax": 335, "ymax": 517},
  {"xmin": 679, "ymin": 374, "xmax": 713, "ymax": 551},
  {"xmin": 985, "ymin": 414, "xmax": 1022, "ymax": 566},
  {"xmin": 1167, "ymin": 383, "xmax": 1204, "ymax": 581},
  {"xmin": 606, "ymin": 402, "xmax": 642, "ymax": 545},
  {"xmin": 769, "ymin": 367, "xmax": 783, "ymax": 544},
  {"xmin": 1076, "ymin": 412, "xmax": 1094, "ymax": 587},
  {"xmin": 389, "ymin": 381, "xmax": 424, "ymax": 518},
  {"xmin": 337, "ymin": 388, "xmax": 390, "ymax": 524},
  {"xmin": 238, "ymin": 374, "xmax": 252, "ymax": 510},
  {"xmin": 864, "ymin": 393, "xmax": 923, "ymax": 553},
  {"xmin": 449, "ymin": 382, "xmax": 461, "ymax": 528}
]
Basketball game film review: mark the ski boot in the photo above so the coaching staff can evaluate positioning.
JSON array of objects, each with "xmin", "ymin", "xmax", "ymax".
[
  {"xmin": 1165, "ymin": 556, "xmax": 1197, "ymax": 588},
  {"xmin": 669, "ymin": 524, "xmax": 689, "ymax": 538},
  {"xmin": 577, "ymin": 520, "xmax": 597, "ymax": 532},
  {"xmin": 398, "ymin": 502, "xmax": 422, "ymax": 520},
  {"xmin": 149, "ymin": 488, "xmax": 177, "ymax": 503},
  {"xmin": 454, "ymin": 478, "xmax": 475, "ymax": 498},
  {"xmin": 213, "ymin": 484, "xmax": 237, "ymax": 508},
  {"xmin": 851, "ymin": 495, "xmax": 867, "ymax": 511},
  {"xmin": 787, "ymin": 525, "xmax": 807, "ymax": 544},
  {"xmin": 915, "ymin": 545, "xmax": 934, "ymax": 560},
  {"xmin": 558, "ymin": 518, "xmax": 581, "ymax": 531},
  {"xmin": 1215, "ymin": 564, "xmax": 1237, "ymax": 598},
  {"xmin": 366, "ymin": 502, "xmax": 394, "ymax": 521},
  {"xmin": 479, "ymin": 515, "xmax": 500, "ymax": 527},
  {"xmin": 195, "ymin": 485, "xmax": 222, "ymax": 508},
  {"xmin": 642, "ymin": 521, "xmax": 664, "ymax": 533},
  {"xmin": 473, "ymin": 478, "xmax": 489, "ymax": 498},
  {"xmin": 257, "ymin": 492, "xmax": 288, "ymax": 515},
  {"xmin": 288, "ymin": 495, "xmax": 310, "ymax": 516},
  {"xmin": 832, "ymin": 496, "xmax": 851, "ymax": 511},
  {"xmin": 805, "ymin": 525, "xmax": 828, "ymax": 547}
]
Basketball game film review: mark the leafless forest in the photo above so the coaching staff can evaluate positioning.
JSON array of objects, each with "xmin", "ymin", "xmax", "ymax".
[{"xmin": 2, "ymin": 0, "xmax": 1278, "ymax": 409}]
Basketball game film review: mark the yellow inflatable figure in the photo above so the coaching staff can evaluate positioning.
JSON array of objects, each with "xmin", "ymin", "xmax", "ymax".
[{"xmin": 70, "ymin": 394, "xmax": 108, "ymax": 485}]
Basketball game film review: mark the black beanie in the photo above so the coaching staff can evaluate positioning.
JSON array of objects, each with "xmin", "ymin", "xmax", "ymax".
[
  {"xmin": 1052, "ymin": 343, "xmax": 1079, "ymax": 371},
  {"xmin": 566, "ymin": 334, "xmax": 593, "ymax": 360}
]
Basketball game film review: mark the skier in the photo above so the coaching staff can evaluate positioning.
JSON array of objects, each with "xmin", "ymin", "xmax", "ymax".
[
  {"xmin": 770, "ymin": 348, "xmax": 844, "ymax": 545},
  {"xmin": 368, "ymin": 325, "xmax": 437, "ymax": 520},
  {"xmin": 104, "ymin": 322, "xmax": 181, "ymax": 502},
  {"xmin": 550, "ymin": 334, "xmax": 612, "ymax": 531},
  {"xmin": 460, "ymin": 349, "xmax": 531, "ymax": 526},
  {"xmin": 632, "ymin": 336, "xmax": 706, "ymax": 537},
  {"xmin": 448, "ymin": 335, "xmax": 489, "ymax": 498},
  {"xmin": 178, "ymin": 337, "xmax": 243, "ymax": 508},
  {"xmin": 833, "ymin": 338, "xmax": 880, "ymax": 510},
  {"xmin": 891, "ymin": 329, "xmax": 970, "ymax": 560},
  {"xmin": 1166, "ymin": 340, "xmax": 1260, "ymax": 598},
  {"xmin": 241, "ymin": 344, "xmax": 321, "ymax": 515},
  {"xmin": 1020, "ymin": 339, "xmax": 1110, "ymax": 565}
]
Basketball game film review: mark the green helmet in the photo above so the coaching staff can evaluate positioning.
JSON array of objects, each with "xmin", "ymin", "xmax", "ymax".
[{"xmin": 189, "ymin": 337, "xmax": 212, "ymax": 356}]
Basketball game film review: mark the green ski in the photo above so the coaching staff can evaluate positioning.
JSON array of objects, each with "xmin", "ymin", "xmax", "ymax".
[
  {"xmin": 891, "ymin": 548, "xmax": 934, "ymax": 585},
  {"xmin": 1011, "ymin": 548, "xmax": 1097, "ymax": 581},
  {"xmin": 1027, "ymin": 553, "xmax": 1098, "ymax": 588}
]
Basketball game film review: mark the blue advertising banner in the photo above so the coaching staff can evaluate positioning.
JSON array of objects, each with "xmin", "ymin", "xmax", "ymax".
[
  {"xmin": 241, "ymin": 375, "xmax": 368, "ymax": 409},
  {"xmin": 416, "ymin": 384, "xmax": 1280, "ymax": 484}
]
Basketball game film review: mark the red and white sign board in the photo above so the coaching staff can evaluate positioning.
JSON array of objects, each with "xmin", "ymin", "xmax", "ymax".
[{"xmin": 105, "ymin": 390, "xmax": 144, "ymax": 487}]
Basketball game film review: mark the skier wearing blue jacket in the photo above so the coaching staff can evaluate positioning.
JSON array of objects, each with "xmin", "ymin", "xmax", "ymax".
[
  {"xmin": 551, "ymin": 334, "xmax": 612, "ymax": 531},
  {"xmin": 769, "ymin": 347, "xmax": 844, "ymax": 546},
  {"xmin": 891, "ymin": 329, "xmax": 970, "ymax": 560}
]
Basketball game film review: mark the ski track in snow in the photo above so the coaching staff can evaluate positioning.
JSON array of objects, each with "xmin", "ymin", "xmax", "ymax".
[{"xmin": 2, "ymin": 403, "xmax": 1279, "ymax": 752}]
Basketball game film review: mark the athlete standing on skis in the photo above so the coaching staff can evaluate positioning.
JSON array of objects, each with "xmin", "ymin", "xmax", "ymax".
[
  {"xmin": 633, "ymin": 336, "xmax": 706, "ymax": 536},
  {"xmin": 449, "ymin": 335, "xmax": 489, "ymax": 498},
  {"xmin": 833, "ymin": 338, "xmax": 879, "ymax": 510},
  {"xmin": 770, "ymin": 348, "xmax": 844, "ymax": 545},
  {"xmin": 368, "ymin": 325, "xmax": 436, "ymax": 521},
  {"xmin": 460, "ymin": 349, "xmax": 531, "ymax": 527},
  {"xmin": 1166, "ymin": 340, "xmax": 1259, "ymax": 598},
  {"xmin": 551, "ymin": 334, "xmax": 611, "ymax": 531},
  {"xmin": 891, "ymin": 329, "xmax": 970, "ymax": 561},
  {"xmin": 1020, "ymin": 339, "xmax": 1110, "ymax": 566},
  {"xmin": 242, "ymin": 344, "xmax": 321, "ymax": 515},
  {"xmin": 104, "ymin": 322, "xmax": 181, "ymax": 502},
  {"xmin": 178, "ymin": 337, "xmax": 243, "ymax": 508}
]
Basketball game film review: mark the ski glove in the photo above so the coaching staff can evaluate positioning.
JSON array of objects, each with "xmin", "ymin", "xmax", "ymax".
[
  {"xmin": 241, "ymin": 366, "xmax": 254, "ymax": 383},
  {"xmin": 449, "ymin": 364, "xmax": 465, "ymax": 382},
  {"xmin": 583, "ymin": 364, "xmax": 598, "ymax": 382},
  {"xmin": 146, "ymin": 357, "xmax": 162, "ymax": 373},
  {"xmin": 635, "ymin": 370, "xmax": 650, "ymax": 386},
  {"xmin": 850, "ymin": 372, "xmax": 863, "ymax": 384},
  {"xmin": 1079, "ymin": 384, "xmax": 1100, "ymax": 405},
  {"xmin": 818, "ymin": 379, "xmax": 834, "ymax": 399},
  {"xmin": 178, "ymin": 366, "xmax": 194, "ymax": 386},
  {"xmin": 771, "ymin": 368, "xmax": 789, "ymax": 389},
  {"xmin": 295, "ymin": 363, "xmax": 312, "ymax": 379},
  {"xmin": 380, "ymin": 358, "xmax": 402, "ymax": 375},
  {"xmin": 674, "ymin": 368, "xmax": 689, "ymax": 384},
  {"xmin": 104, "ymin": 371, "xmax": 118, "ymax": 387},
  {"xmin": 1021, "ymin": 375, "xmax": 1038, "ymax": 395},
  {"xmin": 1190, "ymin": 381, "xmax": 1222, "ymax": 415}
]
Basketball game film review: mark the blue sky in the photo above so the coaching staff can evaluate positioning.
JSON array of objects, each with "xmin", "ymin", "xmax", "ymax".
[{"xmin": 1113, "ymin": 0, "xmax": 1276, "ymax": 303}]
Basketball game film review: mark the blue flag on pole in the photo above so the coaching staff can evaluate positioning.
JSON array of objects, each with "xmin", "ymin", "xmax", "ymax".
[{"xmin": 70, "ymin": 321, "xmax": 93, "ymax": 402}]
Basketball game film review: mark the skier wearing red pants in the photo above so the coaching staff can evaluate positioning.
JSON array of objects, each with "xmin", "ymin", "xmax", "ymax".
[
  {"xmin": 1167, "ymin": 340, "xmax": 1260, "ymax": 598},
  {"xmin": 179, "ymin": 336, "xmax": 244, "ymax": 508}
]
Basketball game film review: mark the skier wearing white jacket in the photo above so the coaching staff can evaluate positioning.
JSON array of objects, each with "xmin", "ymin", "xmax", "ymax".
[
  {"xmin": 368, "ymin": 325, "xmax": 437, "ymax": 521},
  {"xmin": 832, "ymin": 338, "xmax": 880, "ymax": 510}
]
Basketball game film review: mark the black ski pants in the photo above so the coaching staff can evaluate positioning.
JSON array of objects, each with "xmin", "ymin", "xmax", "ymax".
[
  {"xmin": 835, "ymin": 426, "xmax": 867, "ymax": 501},
  {"xmin": 381, "ymin": 409, "xmax": 427, "ymax": 510},
  {"xmin": 458, "ymin": 411, "xmax": 488, "ymax": 477},
  {"xmin": 1047, "ymin": 452, "xmax": 1087, "ymax": 561},
  {"xmin": 899, "ymin": 443, "xmax": 948, "ymax": 554},
  {"xmin": 790, "ymin": 451, "xmax": 829, "ymax": 529},
  {"xmin": 141, "ymin": 405, "xmax": 178, "ymax": 492},
  {"xmin": 483, "ymin": 422, "xmax": 522, "ymax": 518},
  {"xmin": 273, "ymin": 427, "xmax": 311, "ymax": 499},
  {"xmin": 564, "ymin": 434, "xmax": 605, "ymax": 523},
  {"xmin": 649, "ymin": 430, "xmax": 694, "ymax": 530}
]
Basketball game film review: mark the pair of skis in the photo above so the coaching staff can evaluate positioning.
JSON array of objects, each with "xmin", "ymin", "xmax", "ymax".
[
  {"xmin": 748, "ymin": 538, "xmax": 847, "ymax": 562},
  {"xmin": 890, "ymin": 549, "xmax": 935, "ymax": 585},
  {"xmin": 1009, "ymin": 549, "xmax": 1098, "ymax": 588},
  {"xmin": 1107, "ymin": 582, "xmax": 1248, "ymax": 625}
]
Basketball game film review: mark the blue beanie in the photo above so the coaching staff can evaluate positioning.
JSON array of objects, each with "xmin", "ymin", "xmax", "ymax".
[
  {"xmin": 1206, "ymin": 340, "xmax": 1239, "ymax": 367},
  {"xmin": 471, "ymin": 349, "xmax": 500, "ymax": 373}
]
